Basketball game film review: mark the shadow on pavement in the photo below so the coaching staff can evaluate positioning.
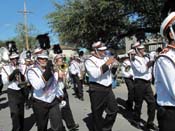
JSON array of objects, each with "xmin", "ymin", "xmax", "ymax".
[
  {"xmin": 0, "ymin": 96, "xmax": 8, "ymax": 110},
  {"xmin": 24, "ymin": 113, "xmax": 36, "ymax": 131},
  {"xmin": 83, "ymin": 113, "xmax": 94, "ymax": 131},
  {"xmin": 117, "ymin": 97, "xmax": 149, "ymax": 131},
  {"xmin": 0, "ymin": 97, "xmax": 6, "ymax": 102}
]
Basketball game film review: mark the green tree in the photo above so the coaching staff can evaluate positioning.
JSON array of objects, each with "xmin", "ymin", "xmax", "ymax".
[
  {"xmin": 0, "ymin": 40, "xmax": 6, "ymax": 47},
  {"xmin": 47, "ymin": 0, "xmax": 165, "ymax": 49},
  {"xmin": 15, "ymin": 22, "xmax": 38, "ymax": 51}
]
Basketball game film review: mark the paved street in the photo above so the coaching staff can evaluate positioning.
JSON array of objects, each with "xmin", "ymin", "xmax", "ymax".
[{"xmin": 0, "ymin": 83, "xmax": 158, "ymax": 131}]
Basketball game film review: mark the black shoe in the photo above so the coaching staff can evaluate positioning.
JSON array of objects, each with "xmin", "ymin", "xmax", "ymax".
[
  {"xmin": 69, "ymin": 123, "xmax": 79, "ymax": 131},
  {"xmin": 131, "ymin": 120, "xmax": 144, "ymax": 129},
  {"xmin": 79, "ymin": 97, "xmax": 84, "ymax": 101},
  {"xmin": 74, "ymin": 95, "xmax": 78, "ymax": 98},
  {"xmin": 126, "ymin": 101, "xmax": 133, "ymax": 111},
  {"xmin": 146, "ymin": 123, "xmax": 159, "ymax": 131},
  {"xmin": 25, "ymin": 104, "xmax": 31, "ymax": 110},
  {"xmin": 126, "ymin": 106, "xmax": 134, "ymax": 112}
]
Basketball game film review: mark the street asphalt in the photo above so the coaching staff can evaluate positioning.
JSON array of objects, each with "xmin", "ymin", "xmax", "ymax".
[{"xmin": 0, "ymin": 82, "xmax": 158, "ymax": 131}]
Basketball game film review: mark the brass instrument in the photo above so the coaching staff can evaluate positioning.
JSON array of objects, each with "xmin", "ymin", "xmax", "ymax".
[
  {"xmin": 79, "ymin": 71, "xmax": 85, "ymax": 80},
  {"xmin": 54, "ymin": 62, "xmax": 69, "ymax": 87},
  {"xmin": 54, "ymin": 62, "xmax": 68, "ymax": 72},
  {"xmin": 16, "ymin": 73, "xmax": 27, "ymax": 88},
  {"xmin": 58, "ymin": 62, "xmax": 68, "ymax": 72},
  {"xmin": 79, "ymin": 62, "xmax": 85, "ymax": 80},
  {"xmin": 15, "ymin": 64, "xmax": 28, "ymax": 88}
]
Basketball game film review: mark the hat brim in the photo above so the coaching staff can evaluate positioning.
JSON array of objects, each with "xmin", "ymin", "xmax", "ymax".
[
  {"xmin": 160, "ymin": 12, "xmax": 175, "ymax": 37},
  {"xmin": 92, "ymin": 41, "xmax": 102, "ymax": 48},
  {"xmin": 127, "ymin": 49, "xmax": 135, "ymax": 54},
  {"xmin": 25, "ymin": 59, "xmax": 32, "ymax": 62},
  {"xmin": 10, "ymin": 54, "xmax": 19, "ymax": 59},
  {"xmin": 137, "ymin": 45, "xmax": 145, "ymax": 49},
  {"xmin": 37, "ymin": 56, "xmax": 48, "ymax": 59},
  {"xmin": 97, "ymin": 46, "xmax": 107, "ymax": 51},
  {"xmin": 54, "ymin": 54, "xmax": 63, "ymax": 60},
  {"xmin": 132, "ymin": 42, "xmax": 140, "ymax": 48},
  {"xmin": 34, "ymin": 48, "xmax": 43, "ymax": 54}
]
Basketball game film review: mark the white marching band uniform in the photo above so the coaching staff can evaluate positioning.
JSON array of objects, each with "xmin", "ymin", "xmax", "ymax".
[
  {"xmin": 27, "ymin": 66, "xmax": 64, "ymax": 103},
  {"xmin": 129, "ymin": 44, "xmax": 157, "ymax": 130},
  {"xmin": 1, "ymin": 63, "xmax": 22, "ymax": 90},
  {"xmin": 69, "ymin": 57, "xmax": 84, "ymax": 100},
  {"xmin": 153, "ymin": 48, "xmax": 175, "ymax": 107},
  {"xmin": 84, "ymin": 42, "xmax": 117, "ymax": 131},
  {"xmin": 69, "ymin": 59, "xmax": 82, "ymax": 79},
  {"xmin": 85, "ymin": 56, "xmax": 113, "ymax": 86},
  {"xmin": 121, "ymin": 59, "xmax": 134, "ymax": 79},
  {"xmin": 1, "ymin": 52, "xmax": 26, "ymax": 131},
  {"xmin": 153, "ymin": 11, "xmax": 175, "ymax": 130},
  {"xmin": 131, "ymin": 55, "xmax": 152, "ymax": 81}
]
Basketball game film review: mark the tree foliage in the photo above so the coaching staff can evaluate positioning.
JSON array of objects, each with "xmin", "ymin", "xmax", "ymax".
[
  {"xmin": 47, "ymin": 0, "xmax": 167, "ymax": 49},
  {"xmin": 15, "ymin": 22, "xmax": 38, "ymax": 51}
]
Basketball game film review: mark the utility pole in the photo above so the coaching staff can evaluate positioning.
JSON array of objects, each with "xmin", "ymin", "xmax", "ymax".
[{"xmin": 18, "ymin": 0, "xmax": 32, "ymax": 50}]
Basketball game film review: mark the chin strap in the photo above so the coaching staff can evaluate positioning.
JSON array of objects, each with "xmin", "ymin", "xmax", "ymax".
[
  {"xmin": 170, "ymin": 25, "xmax": 175, "ymax": 41},
  {"xmin": 135, "ymin": 48, "xmax": 142, "ymax": 57},
  {"xmin": 95, "ymin": 48, "xmax": 102, "ymax": 59}
]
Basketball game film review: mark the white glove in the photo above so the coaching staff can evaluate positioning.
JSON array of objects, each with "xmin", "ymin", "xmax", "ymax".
[{"xmin": 59, "ymin": 100, "xmax": 66, "ymax": 109}]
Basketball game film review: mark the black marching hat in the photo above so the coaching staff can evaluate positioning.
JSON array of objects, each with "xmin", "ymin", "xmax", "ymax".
[{"xmin": 36, "ymin": 33, "xmax": 50, "ymax": 50}]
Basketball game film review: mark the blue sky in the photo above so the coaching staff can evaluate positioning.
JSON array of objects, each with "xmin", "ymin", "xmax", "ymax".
[{"xmin": 0, "ymin": 0, "xmax": 64, "ymax": 44}]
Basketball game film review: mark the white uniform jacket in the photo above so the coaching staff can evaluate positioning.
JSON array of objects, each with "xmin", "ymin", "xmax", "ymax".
[
  {"xmin": 153, "ymin": 49, "xmax": 175, "ymax": 107},
  {"xmin": 27, "ymin": 65, "xmax": 63, "ymax": 103},
  {"xmin": 85, "ymin": 55, "xmax": 112, "ymax": 87},
  {"xmin": 69, "ymin": 60, "xmax": 81, "ymax": 78},
  {"xmin": 131, "ymin": 55, "xmax": 152, "ymax": 81},
  {"xmin": 1, "ymin": 64, "xmax": 22, "ymax": 90},
  {"xmin": 19, "ymin": 64, "xmax": 33, "ymax": 82},
  {"xmin": 121, "ymin": 59, "xmax": 134, "ymax": 79}
]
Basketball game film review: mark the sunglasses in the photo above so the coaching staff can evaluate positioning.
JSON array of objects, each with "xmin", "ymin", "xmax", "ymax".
[{"xmin": 38, "ymin": 58, "xmax": 48, "ymax": 61}]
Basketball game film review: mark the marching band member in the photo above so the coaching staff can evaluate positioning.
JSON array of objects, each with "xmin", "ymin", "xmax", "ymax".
[
  {"xmin": 0, "ymin": 47, "xmax": 8, "ymax": 94},
  {"xmin": 19, "ymin": 50, "xmax": 33, "ymax": 109},
  {"xmin": 153, "ymin": 12, "xmax": 175, "ymax": 131},
  {"xmin": 84, "ymin": 41, "xmax": 118, "ymax": 131},
  {"xmin": 131, "ymin": 42, "xmax": 157, "ymax": 130},
  {"xmin": 54, "ymin": 53, "xmax": 79, "ymax": 131},
  {"xmin": 121, "ymin": 50, "xmax": 135, "ymax": 111},
  {"xmin": 27, "ymin": 51, "xmax": 65, "ymax": 131},
  {"xmin": 0, "ymin": 73, "xmax": 3, "ymax": 95},
  {"xmin": 1, "ymin": 52, "xmax": 25, "ymax": 131},
  {"xmin": 69, "ymin": 55, "xmax": 84, "ymax": 101}
]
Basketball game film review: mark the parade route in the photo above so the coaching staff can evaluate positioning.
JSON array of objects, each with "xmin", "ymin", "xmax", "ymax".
[{"xmin": 0, "ymin": 83, "xmax": 158, "ymax": 131}]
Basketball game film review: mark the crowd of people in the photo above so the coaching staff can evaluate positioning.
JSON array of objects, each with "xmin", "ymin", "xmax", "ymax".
[
  {"xmin": 0, "ymin": 34, "xmax": 82, "ymax": 131},
  {"xmin": 119, "ymin": 11, "xmax": 175, "ymax": 131},
  {"xmin": 0, "ymin": 11, "xmax": 175, "ymax": 131}
]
